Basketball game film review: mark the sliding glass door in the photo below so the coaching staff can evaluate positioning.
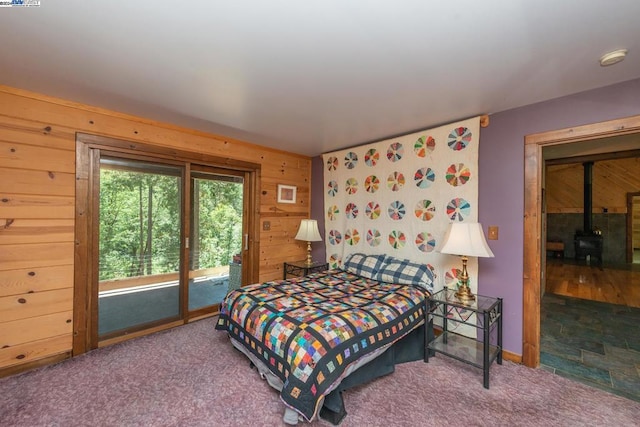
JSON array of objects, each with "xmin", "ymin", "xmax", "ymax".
[
  {"xmin": 94, "ymin": 157, "xmax": 250, "ymax": 340},
  {"xmin": 188, "ymin": 168, "xmax": 245, "ymax": 312},
  {"xmin": 75, "ymin": 133, "xmax": 259, "ymax": 352},
  {"xmin": 97, "ymin": 157, "xmax": 183, "ymax": 337}
]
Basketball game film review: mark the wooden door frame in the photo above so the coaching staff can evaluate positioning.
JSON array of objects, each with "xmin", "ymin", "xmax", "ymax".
[
  {"xmin": 523, "ymin": 114, "xmax": 640, "ymax": 368},
  {"xmin": 627, "ymin": 192, "xmax": 640, "ymax": 263}
]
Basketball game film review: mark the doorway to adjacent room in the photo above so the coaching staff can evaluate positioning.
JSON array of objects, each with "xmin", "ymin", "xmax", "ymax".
[
  {"xmin": 525, "ymin": 117, "xmax": 640, "ymax": 401},
  {"xmin": 522, "ymin": 114, "xmax": 640, "ymax": 369}
]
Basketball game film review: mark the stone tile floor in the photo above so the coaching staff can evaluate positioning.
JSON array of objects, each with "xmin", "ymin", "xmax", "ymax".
[{"xmin": 541, "ymin": 293, "xmax": 640, "ymax": 402}]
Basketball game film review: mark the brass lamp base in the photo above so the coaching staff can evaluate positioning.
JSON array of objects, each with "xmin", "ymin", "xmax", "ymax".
[
  {"xmin": 455, "ymin": 255, "xmax": 476, "ymax": 302},
  {"xmin": 455, "ymin": 284, "xmax": 476, "ymax": 302},
  {"xmin": 304, "ymin": 241, "xmax": 314, "ymax": 266}
]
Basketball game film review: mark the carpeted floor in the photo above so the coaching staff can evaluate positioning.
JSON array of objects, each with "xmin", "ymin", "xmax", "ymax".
[
  {"xmin": 540, "ymin": 293, "xmax": 640, "ymax": 402},
  {"xmin": 1, "ymin": 318, "xmax": 639, "ymax": 426}
]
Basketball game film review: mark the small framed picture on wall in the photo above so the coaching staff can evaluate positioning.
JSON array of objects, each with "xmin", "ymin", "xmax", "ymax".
[{"xmin": 277, "ymin": 184, "xmax": 297, "ymax": 204}]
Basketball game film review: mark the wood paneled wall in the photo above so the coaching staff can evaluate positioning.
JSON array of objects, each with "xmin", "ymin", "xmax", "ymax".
[
  {"xmin": 546, "ymin": 158, "xmax": 640, "ymax": 214},
  {"xmin": 0, "ymin": 86, "xmax": 310, "ymax": 372}
]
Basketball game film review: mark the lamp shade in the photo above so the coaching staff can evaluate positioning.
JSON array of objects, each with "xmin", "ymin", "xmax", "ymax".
[
  {"xmin": 440, "ymin": 223, "xmax": 494, "ymax": 258},
  {"xmin": 295, "ymin": 219, "xmax": 322, "ymax": 242}
]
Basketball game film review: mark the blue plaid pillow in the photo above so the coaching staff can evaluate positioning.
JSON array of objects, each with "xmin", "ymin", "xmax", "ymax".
[
  {"xmin": 376, "ymin": 258, "xmax": 434, "ymax": 294},
  {"xmin": 342, "ymin": 253, "xmax": 388, "ymax": 280}
]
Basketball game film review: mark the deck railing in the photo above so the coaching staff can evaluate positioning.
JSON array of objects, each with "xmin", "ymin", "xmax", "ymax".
[{"xmin": 99, "ymin": 265, "xmax": 230, "ymax": 293}]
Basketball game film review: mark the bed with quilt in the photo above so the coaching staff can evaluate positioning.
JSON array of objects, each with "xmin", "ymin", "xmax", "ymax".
[{"xmin": 215, "ymin": 253, "xmax": 434, "ymax": 424}]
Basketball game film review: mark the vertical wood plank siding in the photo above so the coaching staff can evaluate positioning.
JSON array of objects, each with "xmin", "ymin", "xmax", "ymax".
[{"xmin": 0, "ymin": 86, "xmax": 311, "ymax": 372}]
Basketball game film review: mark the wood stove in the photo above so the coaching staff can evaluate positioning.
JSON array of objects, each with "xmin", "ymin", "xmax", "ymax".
[{"xmin": 574, "ymin": 231, "xmax": 603, "ymax": 264}]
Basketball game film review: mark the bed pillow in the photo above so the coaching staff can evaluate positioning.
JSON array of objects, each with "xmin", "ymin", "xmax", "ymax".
[
  {"xmin": 376, "ymin": 257, "xmax": 434, "ymax": 293},
  {"xmin": 342, "ymin": 253, "xmax": 388, "ymax": 279}
]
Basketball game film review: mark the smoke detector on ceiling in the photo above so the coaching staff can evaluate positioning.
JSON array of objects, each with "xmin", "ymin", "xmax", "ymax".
[{"xmin": 599, "ymin": 49, "xmax": 627, "ymax": 66}]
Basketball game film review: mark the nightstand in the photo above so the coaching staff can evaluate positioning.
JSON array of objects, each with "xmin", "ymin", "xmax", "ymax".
[
  {"xmin": 283, "ymin": 260, "xmax": 329, "ymax": 279},
  {"xmin": 425, "ymin": 288, "xmax": 502, "ymax": 389}
]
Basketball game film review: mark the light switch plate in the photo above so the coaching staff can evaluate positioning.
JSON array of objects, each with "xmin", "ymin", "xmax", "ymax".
[{"xmin": 488, "ymin": 226, "xmax": 499, "ymax": 240}]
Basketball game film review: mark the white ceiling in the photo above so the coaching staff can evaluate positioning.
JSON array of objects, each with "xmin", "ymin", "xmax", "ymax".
[{"xmin": 1, "ymin": 1, "xmax": 639, "ymax": 157}]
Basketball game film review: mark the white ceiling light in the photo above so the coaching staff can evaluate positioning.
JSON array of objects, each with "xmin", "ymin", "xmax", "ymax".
[{"xmin": 599, "ymin": 49, "xmax": 628, "ymax": 66}]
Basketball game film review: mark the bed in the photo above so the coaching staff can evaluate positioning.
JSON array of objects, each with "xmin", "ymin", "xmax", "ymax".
[{"xmin": 215, "ymin": 253, "xmax": 434, "ymax": 424}]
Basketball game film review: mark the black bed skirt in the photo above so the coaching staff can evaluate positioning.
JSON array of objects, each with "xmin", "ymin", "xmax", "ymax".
[{"xmin": 320, "ymin": 321, "xmax": 433, "ymax": 425}]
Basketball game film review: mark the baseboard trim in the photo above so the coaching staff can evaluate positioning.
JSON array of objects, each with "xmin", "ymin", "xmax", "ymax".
[
  {"xmin": 503, "ymin": 350, "xmax": 522, "ymax": 364},
  {"xmin": 0, "ymin": 352, "xmax": 70, "ymax": 379}
]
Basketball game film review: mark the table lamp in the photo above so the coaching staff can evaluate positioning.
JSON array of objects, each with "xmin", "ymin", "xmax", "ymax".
[
  {"xmin": 440, "ymin": 222, "xmax": 494, "ymax": 302},
  {"xmin": 295, "ymin": 219, "xmax": 322, "ymax": 266}
]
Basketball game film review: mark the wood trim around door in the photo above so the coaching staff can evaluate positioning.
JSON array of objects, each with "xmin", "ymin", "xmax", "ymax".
[
  {"xmin": 523, "ymin": 114, "xmax": 640, "ymax": 368},
  {"xmin": 627, "ymin": 192, "xmax": 640, "ymax": 264}
]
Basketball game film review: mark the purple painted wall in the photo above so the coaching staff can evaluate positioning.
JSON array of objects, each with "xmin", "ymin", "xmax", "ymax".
[
  {"xmin": 311, "ymin": 77, "xmax": 640, "ymax": 356},
  {"xmin": 311, "ymin": 156, "xmax": 326, "ymax": 264}
]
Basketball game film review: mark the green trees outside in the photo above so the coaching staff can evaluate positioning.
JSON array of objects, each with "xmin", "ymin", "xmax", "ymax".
[
  {"xmin": 191, "ymin": 178, "xmax": 243, "ymax": 271},
  {"xmin": 99, "ymin": 165, "xmax": 243, "ymax": 282}
]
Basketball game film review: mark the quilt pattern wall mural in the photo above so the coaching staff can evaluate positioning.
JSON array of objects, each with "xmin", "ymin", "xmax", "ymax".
[{"xmin": 322, "ymin": 117, "xmax": 481, "ymax": 296}]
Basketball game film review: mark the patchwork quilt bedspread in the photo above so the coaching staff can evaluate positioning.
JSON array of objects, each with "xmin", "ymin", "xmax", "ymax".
[{"xmin": 215, "ymin": 269, "xmax": 426, "ymax": 421}]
